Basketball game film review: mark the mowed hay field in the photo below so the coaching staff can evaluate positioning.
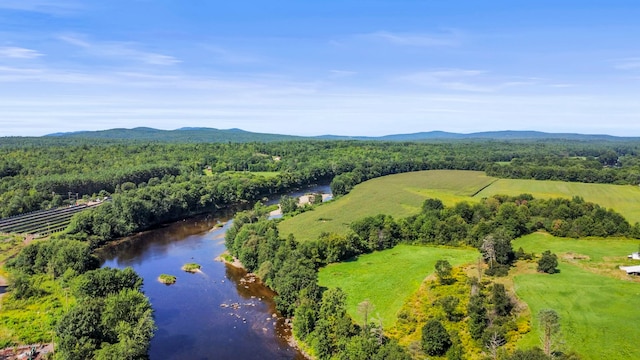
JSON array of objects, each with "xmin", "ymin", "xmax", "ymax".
[
  {"xmin": 476, "ymin": 178, "xmax": 640, "ymax": 223},
  {"xmin": 513, "ymin": 233, "xmax": 640, "ymax": 359},
  {"xmin": 515, "ymin": 232, "xmax": 639, "ymax": 266},
  {"xmin": 280, "ymin": 170, "xmax": 640, "ymax": 242},
  {"xmin": 514, "ymin": 263, "xmax": 640, "ymax": 359},
  {"xmin": 317, "ymin": 244, "xmax": 478, "ymax": 327},
  {"xmin": 278, "ymin": 170, "xmax": 496, "ymax": 241}
]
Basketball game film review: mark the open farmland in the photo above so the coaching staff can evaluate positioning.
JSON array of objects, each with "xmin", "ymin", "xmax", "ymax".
[
  {"xmin": 514, "ymin": 232, "xmax": 639, "ymax": 268},
  {"xmin": 513, "ymin": 233, "xmax": 640, "ymax": 359},
  {"xmin": 279, "ymin": 170, "xmax": 495, "ymax": 241},
  {"xmin": 281, "ymin": 170, "xmax": 640, "ymax": 242},
  {"xmin": 476, "ymin": 178, "xmax": 640, "ymax": 223},
  {"xmin": 317, "ymin": 244, "xmax": 478, "ymax": 326},
  {"xmin": 514, "ymin": 262, "xmax": 640, "ymax": 359}
]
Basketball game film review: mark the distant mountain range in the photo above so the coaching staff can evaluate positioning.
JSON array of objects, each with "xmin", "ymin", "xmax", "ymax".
[{"xmin": 40, "ymin": 127, "xmax": 638, "ymax": 143}]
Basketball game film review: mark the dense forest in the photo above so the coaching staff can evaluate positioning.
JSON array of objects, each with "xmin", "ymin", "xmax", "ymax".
[{"xmin": 2, "ymin": 138, "xmax": 640, "ymax": 222}]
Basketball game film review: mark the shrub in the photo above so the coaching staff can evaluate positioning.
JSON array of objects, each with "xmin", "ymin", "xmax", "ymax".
[
  {"xmin": 421, "ymin": 319, "xmax": 452, "ymax": 356},
  {"xmin": 537, "ymin": 250, "xmax": 559, "ymax": 274}
]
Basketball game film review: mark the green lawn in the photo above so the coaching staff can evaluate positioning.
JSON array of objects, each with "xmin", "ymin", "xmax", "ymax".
[
  {"xmin": 513, "ymin": 233, "xmax": 640, "ymax": 359},
  {"xmin": 514, "ymin": 232, "xmax": 639, "ymax": 263},
  {"xmin": 476, "ymin": 179, "xmax": 640, "ymax": 223},
  {"xmin": 514, "ymin": 263, "xmax": 640, "ymax": 359},
  {"xmin": 317, "ymin": 244, "xmax": 478, "ymax": 327},
  {"xmin": 279, "ymin": 170, "xmax": 495, "ymax": 241}
]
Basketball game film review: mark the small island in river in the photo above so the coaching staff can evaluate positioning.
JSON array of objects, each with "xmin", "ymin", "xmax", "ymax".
[
  {"xmin": 181, "ymin": 263, "xmax": 202, "ymax": 273},
  {"xmin": 158, "ymin": 274, "xmax": 177, "ymax": 285}
]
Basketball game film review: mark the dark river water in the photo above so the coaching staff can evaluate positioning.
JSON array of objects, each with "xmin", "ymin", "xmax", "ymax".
[{"xmin": 97, "ymin": 185, "xmax": 331, "ymax": 360}]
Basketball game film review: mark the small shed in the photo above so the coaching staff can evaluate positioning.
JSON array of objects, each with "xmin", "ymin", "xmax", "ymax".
[
  {"xmin": 619, "ymin": 265, "xmax": 640, "ymax": 275},
  {"xmin": 628, "ymin": 252, "xmax": 640, "ymax": 260}
]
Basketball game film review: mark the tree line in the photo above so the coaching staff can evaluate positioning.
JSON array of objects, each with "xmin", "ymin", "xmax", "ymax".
[
  {"xmin": 224, "ymin": 193, "xmax": 633, "ymax": 358},
  {"xmin": 4, "ymin": 240, "xmax": 154, "ymax": 359},
  {"xmin": 3, "ymin": 139, "xmax": 640, "ymax": 218}
]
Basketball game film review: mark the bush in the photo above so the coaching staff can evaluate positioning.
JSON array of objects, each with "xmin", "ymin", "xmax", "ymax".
[
  {"xmin": 485, "ymin": 263, "xmax": 510, "ymax": 277},
  {"xmin": 421, "ymin": 319, "xmax": 452, "ymax": 356},
  {"xmin": 537, "ymin": 250, "xmax": 559, "ymax": 274},
  {"xmin": 435, "ymin": 259, "xmax": 454, "ymax": 285}
]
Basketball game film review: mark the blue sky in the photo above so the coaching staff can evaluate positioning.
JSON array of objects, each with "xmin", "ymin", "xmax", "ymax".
[{"xmin": 1, "ymin": 0, "xmax": 639, "ymax": 137}]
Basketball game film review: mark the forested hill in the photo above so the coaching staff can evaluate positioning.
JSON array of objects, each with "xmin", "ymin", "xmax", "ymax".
[
  {"xmin": 35, "ymin": 127, "xmax": 639, "ymax": 143},
  {"xmin": 316, "ymin": 130, "xmax": 636, "ymax": 141},
  {"xmin": 44, "ymin": 127, "xmax": 305, "ymax": 143}
]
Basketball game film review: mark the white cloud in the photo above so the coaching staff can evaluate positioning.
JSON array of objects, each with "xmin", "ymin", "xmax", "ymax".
[
  {"xmin": 0, "ymin": 47, "xmax": 43, "ymax": 59},
  {"xmin": 396, "ymin": 69, "xmax": 491, "ymax": 92},
  {"xmin": 0, "ymin": 0, "xmax": 81, "ymax": 15},
  {"xmin": 395, "ymin": 70, "xmax": 543, "ymax": 93},
  {"xmin": 614, "ymin": 58, "xmax": 640, "ymax": 70},
  {"xmin": 362, "ymin": 30, "xmax": 460, "ymax": 47},
  {"xmin": 57, "ymin": 34, "xmax": 181, "ymax": 66}
]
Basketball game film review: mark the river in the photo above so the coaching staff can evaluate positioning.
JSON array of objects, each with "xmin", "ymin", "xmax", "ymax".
[{"xmin": 97, "ymin": 184, "xmax": 331, "ymax": 360}]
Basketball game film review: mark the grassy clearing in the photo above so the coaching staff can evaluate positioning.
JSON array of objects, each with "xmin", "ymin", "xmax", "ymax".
[
  {"xmin": 279, "ymin": 170, "xmax": 495, "ymax": 241},
  {"xmin": 511, "ymin": 233, "xmax": 640, "ymax": 359},
  {"xmin": 317, "ymin": 244, "xmax": 478, "ymax": 327},
  {"xmin": 220, "ymin": 171, "xmax": 280, "ymax": 178},
  {"xmin": 514, "ymin": 232, "xmax": 640, "ymax": 279},
  {"xmin": 0, "ymin": 275, "xmax": 71, "ymax": 348},
  {"xmin": 514, "ymin": 263, "xmax": 640, "ymax": 359},
  {"xmin": 0, "ymin": 235, "xmax": 23, "ymax": 283},
  {"xmin": 0, "ymin": 234, "xmax": 23, "ymax": 265},
  {"xmin": 476, "ymin": 179, "xmax": 640, "ymax": 223}
]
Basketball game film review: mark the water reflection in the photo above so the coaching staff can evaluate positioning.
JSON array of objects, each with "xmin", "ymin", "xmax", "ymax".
[
  {"xmin": 98, "ymin": 217, "xmax": 304, "ymax": 360},
  {"xmin": 95, "ymin": 184, "xmax": 333, "ymax": 360}
]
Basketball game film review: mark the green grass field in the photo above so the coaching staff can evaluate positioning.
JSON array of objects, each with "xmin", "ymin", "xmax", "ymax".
[
  {"xmin": 279, "ymin": 170, "xmax": 495, "ymax": 241},
  {"xmin": 512, "ymin": 233, "xmax": 640, "ymax": 359},
  {"xmin": 514, "ymin": 263, "xmax": 640, "ymax": 359},
  {"xmin": 317, "ymin": 244, "xmax": 478, "ymax": 327},
  {"xmin": 514, "ymin": 232, "xmax": 639, "ymax": 264},
  {"xmin": 280, "ymin": 170, "xmax": 640, "ymax": 242},
  {"xmin": 476, "ymin": 178, "xmax": 640, "ymax": 223},
  {"xmin": 282, "ymin": 170, "xmax": 640, "ymax": 358}
]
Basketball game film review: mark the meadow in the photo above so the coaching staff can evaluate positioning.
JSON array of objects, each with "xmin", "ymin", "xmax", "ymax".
[
  {"xmin": 302, "ymin": 171, "xmax": 640, "ymax": 359},
  {"xmin": 280, "ymin": 170, "xmax": 640, "ymax": 242},
  {"xmin": 0, "ymin": 275, "xmax": 69, "ymax": 348},
  {"xmin": 514, "ymin": 263, "xmax": 640, "ymax": 359},
  {"xmin": 317, "ymin": 244, "xmax": 478, "ymax": 327},
  {"xmin": 476, "ymin": 178, "xmax": 640, "ymax": 223},
  {"xmin": 511, "ymin": 233, "xmax": 640, "ymax": 359},
  {"xmin": 279, "ymin": 170, "xmax": 495, "ymax": 241},
  {"xmin": 515, "ymin": 232, "xmax": 639, "ymax": 267}
]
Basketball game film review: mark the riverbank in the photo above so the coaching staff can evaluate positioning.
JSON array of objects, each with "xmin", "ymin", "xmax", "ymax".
[
  {"xmin": 0, "ymin": 343, "xmax": 53, "ymax": 359},
  {"xmin": 217, "ymin": 251, "xmax": 314, "ymax": 360},
  {"xmin": 215, "ymin": 251, "xmax": 246, "ymax": 269}
]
